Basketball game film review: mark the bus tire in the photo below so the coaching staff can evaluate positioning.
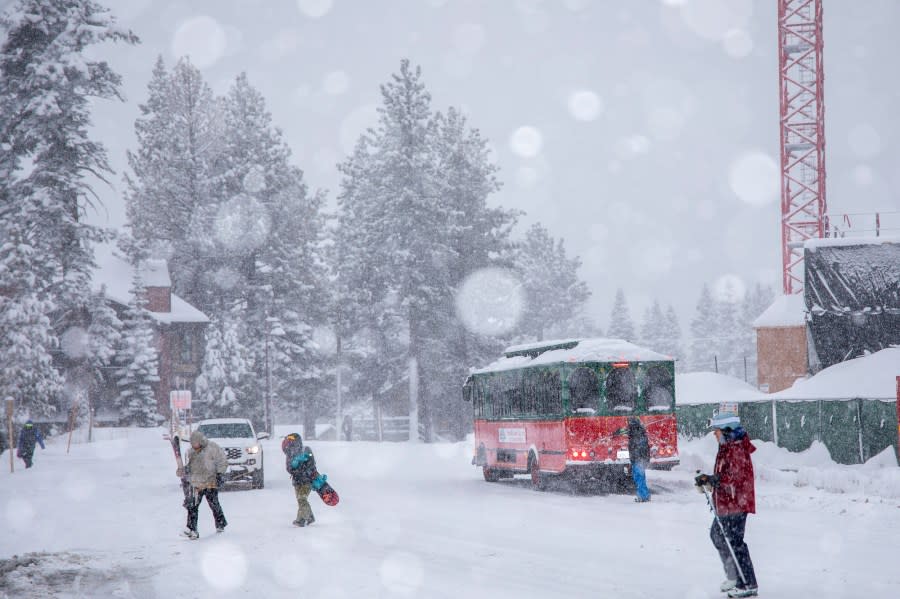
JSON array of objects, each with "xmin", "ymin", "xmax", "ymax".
[
  {"xmin": 483, "ymin": 466, "xmax": 502, "ymax": 482},
  {"xmin": 528, "ymin": 452, "xmax": 546, "ymax": 491}
]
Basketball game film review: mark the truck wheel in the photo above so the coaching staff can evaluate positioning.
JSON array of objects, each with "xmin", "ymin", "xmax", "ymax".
[{"xmin": 252, "ymin": 468, "xmax": 264, "ymax": 489}]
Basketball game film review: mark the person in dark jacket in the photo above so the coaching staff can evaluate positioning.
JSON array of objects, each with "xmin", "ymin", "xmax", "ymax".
[
  {"xmin": 695, "ymin": 411, "xmax": 759, "ymax": 598},
  {"xmin": 283, "ymin": 432, "xmax": 317, "ymax": 527},
  {"xmin": 16, "ymin": 420, "xmax": 45, "ymax": 468},
  {"xmin": 626, "ymin": 417, "xmax": 651, "ymax": 502}
]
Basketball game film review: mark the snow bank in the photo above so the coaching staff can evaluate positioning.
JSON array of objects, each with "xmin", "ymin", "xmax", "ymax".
[
  {"xmin": 771, "ymin": 347, "xmax": 900, "ymax": 399},
  {"xmin": 675, "ymin": 371, "xmax": 765, "ymax": 404}
]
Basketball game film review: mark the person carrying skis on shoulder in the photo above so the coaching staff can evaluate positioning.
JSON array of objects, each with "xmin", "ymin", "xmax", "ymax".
[
  {"xmin": 695, "ymin": 409, "xmax": 759, "ymax": 598},
  {"xmin": 178, "ymin": 430, "xmax": 228, "ymax": 539},
  {"xmin": 283, "ymin": 432, "xmax": 317, "ymax": 527},
  {"xmin": 626, "ymin": 417, "xmax": 651, "ymax": 502},
  {"xmin": 16, "ymin": 420, "xmax": 45, "ymax": 469}
]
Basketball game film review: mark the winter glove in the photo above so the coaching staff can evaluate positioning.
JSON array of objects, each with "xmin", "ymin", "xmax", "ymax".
[
  {"xmin": 216, "ymin": 473, "xmax": 225, "ymax": 489},
  {"xmin": 694, "ymin": 473, "xmax": 719, "ymax": 489},
  {"xmin": 176, "ymin": 467, "xmax": 184, "ymax": 478}
]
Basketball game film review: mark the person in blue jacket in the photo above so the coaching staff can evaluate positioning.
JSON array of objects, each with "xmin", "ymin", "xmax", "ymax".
[
  {"xmin": 283, "ymin": 432, "xmax": 318, "ymax": 527},
  {"xmin": 17, "ymin": 420, "xmax": 45, "ymax": 468}
]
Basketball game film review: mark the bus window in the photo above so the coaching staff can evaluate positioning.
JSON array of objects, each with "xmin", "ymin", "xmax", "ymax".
[
  {"xmin": 539, "ymin": 370, "xmax": 562, "ymax": 415},
  {"xmin": 642, "ymin": 365, "xmax": 674, "ymax": 411},
  {"xmin": 568, "ymin": 367, "xmax": 600, "ymax": 414},
  {"xmin": 606, "ymin": 366, "xmax": 637, "ymax": 412}
]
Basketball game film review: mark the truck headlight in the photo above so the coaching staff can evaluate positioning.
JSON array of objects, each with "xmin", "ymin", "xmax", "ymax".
[{"xmin": 246, "ymin": 445, "xmax": 260, "ymax": 454}]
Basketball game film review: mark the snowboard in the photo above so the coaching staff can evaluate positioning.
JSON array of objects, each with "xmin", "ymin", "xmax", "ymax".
[
  {"xmin": 170, "ymin": 434, "xmax": 194, "ymax": 507},
  {"xmin": 311, "ymin": 471, "xmax": 339, "ymax": 506}
]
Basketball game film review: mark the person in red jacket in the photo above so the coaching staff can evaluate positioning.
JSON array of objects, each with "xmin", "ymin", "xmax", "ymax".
[{"xmin": 695, "ymin": 411, "xmax": 759, "ymax": 598}]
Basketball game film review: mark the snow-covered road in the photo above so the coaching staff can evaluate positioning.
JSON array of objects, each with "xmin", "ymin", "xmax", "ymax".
[{"xmin": 1, "ymin": 426, "xmax": 898, "ymax": 598}]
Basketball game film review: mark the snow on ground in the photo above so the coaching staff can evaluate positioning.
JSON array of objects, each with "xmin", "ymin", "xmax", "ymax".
[{"xmin": 1, "ymin": 426, "xmax": 899, "ymax": 598}]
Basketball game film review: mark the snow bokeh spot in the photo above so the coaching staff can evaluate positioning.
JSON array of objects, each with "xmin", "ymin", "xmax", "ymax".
[
  {"xmin": 323, "ymin": 70, "xmax": 350, "ymax": 95},
  {"xmin": 60, "ymin": 327, "xmax": 89, "ymax": 359},
  {"xmin": 201, "ymin": 541, "xmax": 248, "ymax": 590},
  {"xmin": 311, "ymin": 326, "xmax": 338, "ymax": 355},
  {"xmin": 455, "ymin": 268, "xmax": 524, "ymax": 336},
  {"xmin": 679, "ymin": 0, "xmax": 752, "ymax": 42},
  {"xmin": 847, "ymin": 123, "xmax": 881, "ymax": 159},
  {"xmin": 712, "ymin": 273, "xmax": 746, "ymax": 303},
  {"xmin": 379, "ymin": 551, "xmax": 425, "ymax": 595},
  {"xmin": 509, "ymin": 126, "xmax": 543, "ymax": 158},
  {"xmin": 213, "ymin": 195, "xmax": 271, "ymax": 252},
  {"xmin": 242, "ymin": 166, "xmax": 266, "ymax": 194},
  {"xmin": 271, "ymin": 552, "xmax": 309, "ymax": 589},
  {"xmin": 171, "ymin": 16, "xmax": 227, "ymax": 69},
  {"xmin": 615, "ymin": 134, "xmax": 651, "ymax": 159},
  {"xmin": 728, "ymin": 151, "xmax": 779, "ymax": 206},
  {"xmin": 567, "ymin": 90, "xmax": 603, "ymax": 122},
  {"xmin": 722, "ymin": 28, "xmax": 753, "ymax": 58},
  {"xmin": 211, "ymin": 266, "xmax": 241, "ymax": 291},
  {"xmin": 297, "ymin": 0, "xmax": 333, "ymax": 19}
]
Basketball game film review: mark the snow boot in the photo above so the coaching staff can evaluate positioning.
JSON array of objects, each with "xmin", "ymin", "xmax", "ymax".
[
  {"xmin": 634, "ymin": 497, "xmax": 650, "ymax": 503},
  {"xmin": 181, "ymin": 528, "xmax": 199, "ymax": 540},
  {"xmin": 216, "ymin": 526, "xmax": 225, "ymax": 533},
  {"xmin": 720, "ymin": 579, "xmax": 737, "ymax": 592},
  {"xmin": 727, "ymin": 585, "xmax": 758, "ymax": 598}
]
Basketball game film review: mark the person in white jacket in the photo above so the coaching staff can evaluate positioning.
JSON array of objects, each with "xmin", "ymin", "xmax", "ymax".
[{"xmin": 178, "ymin": 430, "xmax": 228, "ymax": 539}]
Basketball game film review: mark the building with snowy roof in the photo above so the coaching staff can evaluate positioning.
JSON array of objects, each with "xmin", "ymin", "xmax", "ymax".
[{"xmin": 79, "ymin": 246, "xmax": 209, "ymax": 424}]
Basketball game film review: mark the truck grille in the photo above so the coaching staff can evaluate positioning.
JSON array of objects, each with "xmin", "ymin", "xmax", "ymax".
[{"xmin": 225, "ymin": 448, "xmax": 242, "ymax": 460}]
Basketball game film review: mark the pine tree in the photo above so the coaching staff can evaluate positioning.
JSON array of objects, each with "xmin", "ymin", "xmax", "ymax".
[
  {"xmin": 714, "ymin": 288, "xmax": 741, "ymax": 378},
  {"xmin": 125, "ymin": 56, "xmax": 221, "ymax": 313},
  {"xmin": 738, "ymin": 283, "xmax": 776, "ymax": 385},
  {"xmin": 607, "ymin": 288, "xmax": 636, "ymax": 341},
  {"xmin": 0, "ymin": 0, "xmax": 137, "ymax": 314},
  {"xmin": 0, "ymin": 0, "xmax": 135, "ymax": 417},
  {"xmin": 0, "ymin": 221, "xmax": 64, "ymax": 418},
  {"xmin": 660, "ymin": 305, "xmax": 685, "ymax": 367},
  {"xmin": 195, "ymin": 315, "xmax": 247, "ymax": 418},
  {"xmin": 515, "ymin": 223, "xmax": 591, "ymax": 342},
  {"xmin": 86, "ymin": 287, "xmax": 123, "ymax": 402},
  {"xmin": 115, "ymin": 258, "xmax": 161, "ymax": 427},
  {"xmin": 689, "ymin": 284, "xmax": 718, "ymax": 372},
  {"xmin": 638, "ymin": 299, "xmax": 667, "ymax": 352}
]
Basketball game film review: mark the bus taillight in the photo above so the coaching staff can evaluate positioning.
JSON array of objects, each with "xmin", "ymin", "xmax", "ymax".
[{"xmin": 570, "ymin": 448, "xmax": 590, "ymax": 460}]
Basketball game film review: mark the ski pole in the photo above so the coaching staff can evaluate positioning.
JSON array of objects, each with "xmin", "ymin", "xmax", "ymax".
[{"xmin": 698, "ymin": 471, "xmax": 747, "ymax": 587}]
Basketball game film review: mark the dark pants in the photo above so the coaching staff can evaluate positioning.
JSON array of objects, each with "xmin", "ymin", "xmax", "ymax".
[
  {"xmin": 710, "ymin": 513, "xmax": 757, "ymax": 588},
  {"xmin": 187, "ymin": 488, "xmax": 227, "ymax": 532},
  {"xmin": 19, "ymin": 451, "xmax": 34, "ymax": 468}
]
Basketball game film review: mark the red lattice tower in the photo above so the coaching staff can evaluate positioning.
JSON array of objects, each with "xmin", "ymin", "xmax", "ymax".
[{"xmin": 778, "ymin": 0, "xmax": 827, "ymax": 294}]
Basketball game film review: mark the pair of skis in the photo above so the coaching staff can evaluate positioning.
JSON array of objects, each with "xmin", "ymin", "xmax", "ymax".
[{"xmin": 171, "ymin": 435, "xmax": 195, "ymax": 508}]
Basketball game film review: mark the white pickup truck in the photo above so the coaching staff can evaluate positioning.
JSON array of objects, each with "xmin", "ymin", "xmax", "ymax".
[{"xmin": 195, "ymin": 418, "xmax": 268, "ymax": 489}]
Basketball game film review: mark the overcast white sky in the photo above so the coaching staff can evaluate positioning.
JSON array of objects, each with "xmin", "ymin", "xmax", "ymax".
[{"xmin": 79, "ymin": 0, "xmax": 900, "ymax": 326}]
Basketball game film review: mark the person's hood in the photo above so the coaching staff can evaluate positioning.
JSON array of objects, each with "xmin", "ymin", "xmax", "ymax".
[{"xmin": 189, "ymin": 430, "xmax": 207, "ymax": 448}]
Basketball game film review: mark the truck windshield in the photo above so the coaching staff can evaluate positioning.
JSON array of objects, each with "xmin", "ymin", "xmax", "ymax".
[{"xmin": 198, "ymin": 423, "xmax": 253, "ymax": 438}]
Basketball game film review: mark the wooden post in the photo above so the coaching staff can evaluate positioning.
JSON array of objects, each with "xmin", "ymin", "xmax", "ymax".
[
  {"xmin": 66, "ymin": 394, "xmax": 79, "ymax": 454},
  {"xmin": 5, "ymin": 398, "xmax": 14, "ymax": 473}
]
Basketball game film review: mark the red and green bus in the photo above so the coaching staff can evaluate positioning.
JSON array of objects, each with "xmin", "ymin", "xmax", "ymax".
[{"xmin": 463, "ymin": 338, "xmax": 679, "ymax": 489}]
